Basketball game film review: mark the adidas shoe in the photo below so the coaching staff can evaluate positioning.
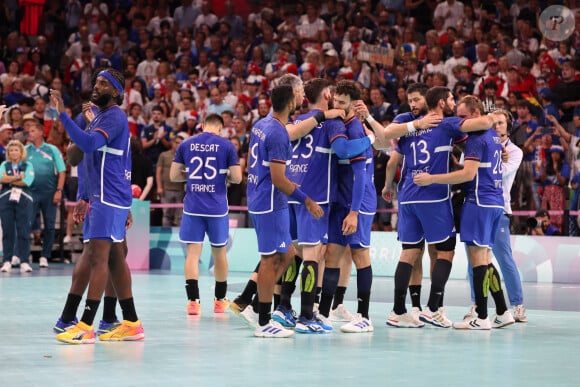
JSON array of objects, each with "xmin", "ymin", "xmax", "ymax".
[
  {"xmin": 272, "ymin": 305, "xmax": 297, "ymax": 328},
  {"xmin": 1, "ymin": 262, "xmax": 11, "ymax": 273},
  {"xmin": 97, "ymin": 319, "xmax": 121, "ymax": 335},
  {"xmin": 463, "ymin": 304, "xmax": 477, "ymax": 320},
  {"xmin": 99, "ymin": 320, "xmax": 144, "ymax": 341},
  {"xmin": 295, "ymin": 315, "xmax": 331, "ymax": 334},
  {"xmin": 239, "ymin": 305, "xmax": 259, "ymax": 328},
  {"xmin": 513, "ymin": 304, "xmax": 528, "ymax": 323},
  {"xmin": 419, "ymin": 307, "xmax": 452, "ymax": 328},
  {"xmin": 254, "ymin": 320, "xmax": 294, "ymax": 338},
  {"xmin": 56, "ymin": 321, "xmax": 95, "ymax": 344},
  {"xmin": 492, "ymin": 311, "xmax": 515, "ymax": 329},
  {"xmin": 229, "ymin": 298, "xmax": 248, "ymax": 316},
  {"xmin": 316, "ymin": 312, "xmax": 332, "ymax": 328},
  {"xmin": 214, "ymin": 298, "xmax": 229, "ymax": 313},
  {"xmin": 453, "ymin": 317, "xmax": 492, "ymax": 330},
  {"xmin": 20, "ymin": 262, "xmax": 32, "ymax": 273},
  {"xmin": 340, "ymin": 314, "xmax": 374, "ymax": 333},
  {"xmin": 330, "ymin": 304, "xmax": 354, "ymax": 322},
  {"xmin": 53, "ymin": 317, "xmax": 79, "ymax": 334},
  {"xmin": 187, "ymin": 300, "xmax": 200, "ymax": 315},
  {"xmin": 410, "ymin": 307, "xmax": 421, "ymax": 322},
  {"xmin": 386, "ymin": 311, "xmax": 425, "ymax": 328}
]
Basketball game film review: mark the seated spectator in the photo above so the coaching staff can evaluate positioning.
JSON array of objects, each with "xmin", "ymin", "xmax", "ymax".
[{"xmin": 526, "ymin": 209, "xmax": 560, "ymax": 236}]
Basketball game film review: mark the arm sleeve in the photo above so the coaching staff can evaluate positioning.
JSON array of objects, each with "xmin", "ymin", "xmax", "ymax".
[
  {"xmin": 59, "ymin": 112, "xmax": 107, "ymax": 153},
  {"xmin": 331, "ymin": 136, "xmax": 371, "ymax": 159},
  {"xmin": 350, "ymin": 160, "xmax": 366, "ymax": 212}
]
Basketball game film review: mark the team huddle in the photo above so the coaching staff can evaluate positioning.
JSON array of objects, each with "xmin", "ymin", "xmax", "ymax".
[
  {"xmin": 47, "ymin": 68, "xmax": 525, "ymax": 344},
  {"xmin": 176, "ymin": 72, "xmax": 524, "ymax": 338}
]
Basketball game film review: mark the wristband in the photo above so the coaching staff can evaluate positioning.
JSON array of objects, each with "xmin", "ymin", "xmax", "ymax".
[
  {"xmin": 367, "ymin": 133, "xmax": 375, "ymax": 145},
  {"xmin": 365, "ymin": 115, "xmax": 376, "ymax": 124},
  {"xmin": 289, "ymin": 187, "xmax": 308, "ymax": 204},
  {"xmin": 407, "ymin": 121, "xmax": 416, "ymax": 133},
  {"xmin": 314, "ymin": 111, "xmax": 325, "ymax": 124},
  {"xmin": 56, "ymin": 189, "xmax": 63, "ymax": 192}
]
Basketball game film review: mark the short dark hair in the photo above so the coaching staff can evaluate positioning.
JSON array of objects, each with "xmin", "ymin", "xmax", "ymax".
[
  {"xmin": 151, "ymin": 105, "xmax": 164, "ymax": 113},
  {"xmin": 304, "ymin": 78, "xmax": 330, "ymax": 105},
  {"xmin": 271, "ymin": 84, "xmax": 294, "ymax": 113},
  {"xmin": 334, "ymin": 80, "xmax": 360, "ymax": 100},
  {"xmin": 204, "ymin": 113, "xmax": 224, "ymax": 127},
  {"xmin": 425, "ymin": 86, "xmax": 451, "ymax": 110},
  {"xmin": 406, "ymin": 82, "xmax": 429, "ymax": 96}
]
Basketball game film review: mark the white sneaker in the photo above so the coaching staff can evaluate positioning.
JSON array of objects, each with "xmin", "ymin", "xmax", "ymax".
[
  {"xmin": 239, "ymin": 305, "xmax": 259, "ymax": 328},
  {"xmin": 513, "ymin": 304, "xmax": 528, "ymax": 323},
  {"xmin": 492, "ymin": 311, "xmax": 515, "ymax": 329},
  {"xmin": 340, "ymin": 314, "xmax": 374, "ymax": 333},
  {"xmin": 11, "ymin": 256, "xmax": 20, "ymax": 266},
  {"xmin": 463, "ymin": 304, "xmax": 477, "ymax": 320},
  {"xmin": 330, "ymin": 304, "xmax": 354, "ymax": 322},
  {"xmin": 453, "ymin": 317, "xmax": 492, "ymax": 330},
  {"xmin": 316, "ymin": 312, "xmax": 332, "ymax": 328},
  {"xmin": 1, "ymin": 262, "xmax": 12, "ymax": 273},
  {"xmin": 254, "ymin": 320, "xmax": 294, "ymax": 338},
  {"xmin": 63, "ymin": 235, "xmax": 72, "ymax": 244},
  {"xmin": 419, "ymin": 307, "xmax": 452, "ymax": 328},
  {"xmin": 39, "ymin": 257, "xmax": 49, "ymax": 268},
  {"xmin": 386, "ymin": 311, "xmax": 425, "ymax": 328},
  {"xmin": 20, "ymin": 262, "xmax": 33, "ymax": 273},
  {"xmin": 411, "ymin": 307, "xmax": 421, "ymax": 322}
]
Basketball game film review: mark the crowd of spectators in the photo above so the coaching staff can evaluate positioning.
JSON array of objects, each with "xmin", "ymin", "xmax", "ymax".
[{"xmin": 1, "ymin": 0, "xmax": 579, "ymax": 239}]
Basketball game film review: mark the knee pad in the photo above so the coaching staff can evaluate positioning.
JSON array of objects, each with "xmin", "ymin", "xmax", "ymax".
[
  {"xmin": 435, "ymin": 237, "xmax": 456, "ymax": 252},
  {"xmin": 402, "ymin": 240, "xmax": 425, "ymax": 250}
]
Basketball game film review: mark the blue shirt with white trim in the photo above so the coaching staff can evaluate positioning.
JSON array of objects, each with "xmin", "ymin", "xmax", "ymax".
[
  {"xmin": 80, "ymin": 105, "xmax": 132, "ymax": 208},
  {"xmin": 396, "ymin": 116, "xmax": 467, "ymax": 204},
  {"xmin": 247, "ymin": 114, "xmax": 292, "ymax": 214},
  {"xmin": 174, "ymin": 132, "xmax": 239, "ymax": 216},
  {"xmin": 463, "ymin": 128, "xmax": 505, "ymax": 208}
]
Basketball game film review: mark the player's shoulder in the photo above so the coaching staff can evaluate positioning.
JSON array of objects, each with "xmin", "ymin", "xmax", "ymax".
[{"xmin": 393, "ymin": 112, "xmax": 415, "ymax": 123}]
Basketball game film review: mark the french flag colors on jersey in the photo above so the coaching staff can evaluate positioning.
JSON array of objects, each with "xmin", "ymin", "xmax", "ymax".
[
  {"xmin": 333, "ymin": 117, "xmax": 376, "ymax": 214},
  {"xmin": 247, "ymin": 115, "xmax": 292, "ymax": 214},
  {"xmin": 174, "ymin": 132, "xmax": 239, "ymax": 216},
  {"xmin": 463, "ymin": 128, "xmax": 505, "ymax": 208},
  {"xmin": 289, "ymin": 110, "xmax": 346, "ymax": 204},
  {"xmin": 396, "ymin": 116, "xmax": 467, "ymax": 204},
  {"xmin": 81, "ymin": 105, "xmax": 132, "ymax": 208}
]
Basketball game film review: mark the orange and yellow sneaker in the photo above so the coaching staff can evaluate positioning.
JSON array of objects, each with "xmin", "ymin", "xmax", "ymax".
[
  {"xmin": 56, "ymin": 321, "xmax": 95, "ymax": 344},
  {"xmin": 214, "ymin": 298, "xmax": 230, "ymax": 313},
  {"xmin": 98, "ymin": 320, "xmax": 144, "ymax": 341},
  {"xmin": 187, "ymin": 300, "xmax": 201, "ymax": 315}
]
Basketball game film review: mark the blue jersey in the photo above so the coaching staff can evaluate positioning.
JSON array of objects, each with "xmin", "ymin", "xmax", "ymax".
[
  {"xmin": 288, "ymin": 110, "xmax": 346, "ymax": 204},
  {"xmin": 81, "ymin": 105, "xmax": 132, "ymax": 208},
  {"xmin": 333, "ymin": 117, "xmax": 376, "ymax": 213},
  {"xmin": 174, "ymin": 132, "xmax": 239, "ymax": 216},
  {"xmin": 396, "ymin": 116, "xmax": 467, "ymax": 204},
  {"xmin": 463, "ymin": 129, "xmax": 504, "ymax": 209},
  {"xmin": 247, "ymin": 114, "xmax": 292, "ymax": 214}
]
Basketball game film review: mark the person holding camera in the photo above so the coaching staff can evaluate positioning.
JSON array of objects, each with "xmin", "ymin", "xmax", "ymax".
[{"xmin": 527, "ymin": 209, "xmax": 561, "ymax": 236}]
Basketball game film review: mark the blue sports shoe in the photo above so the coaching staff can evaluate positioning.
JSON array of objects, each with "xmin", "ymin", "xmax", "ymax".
[
  {"xmin": 272, "ymin": 305, "xmax": 297, "ymax": 328},
  {"xmin": 295, "ymin": 315, "xmax": 332, "ymax": 334},
  {"xmin": 97, "ymin": 319, "xmax": 121, "ymax": 335},
  {"xmin": 53, "ymin": 317, "xmax": 78, "ymax": 334}
]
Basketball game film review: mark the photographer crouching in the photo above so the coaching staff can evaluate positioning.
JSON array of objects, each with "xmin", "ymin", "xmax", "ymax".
[{"xmin": 526, "ymin": 209, "xmax": 561, "ymax": 236}]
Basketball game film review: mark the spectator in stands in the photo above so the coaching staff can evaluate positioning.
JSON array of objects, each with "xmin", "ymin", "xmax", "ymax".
[
  {"xmin": 141, "ymin": 105, "xmax": 172, "ymax": 169},
  {"xmin": 553, "ymin": 60, "xmax": 580, "ymax": 134},
  {"xmin": 157, "ymin": 131, "xmax": 187, "ymax": 227},
  {"xmin": 0, "ymin": 123, "xmax": 14, "ymax": 163},
  {"xmin": 540, "ymin": 146, "xmax": 570, "ymax": 232}
]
